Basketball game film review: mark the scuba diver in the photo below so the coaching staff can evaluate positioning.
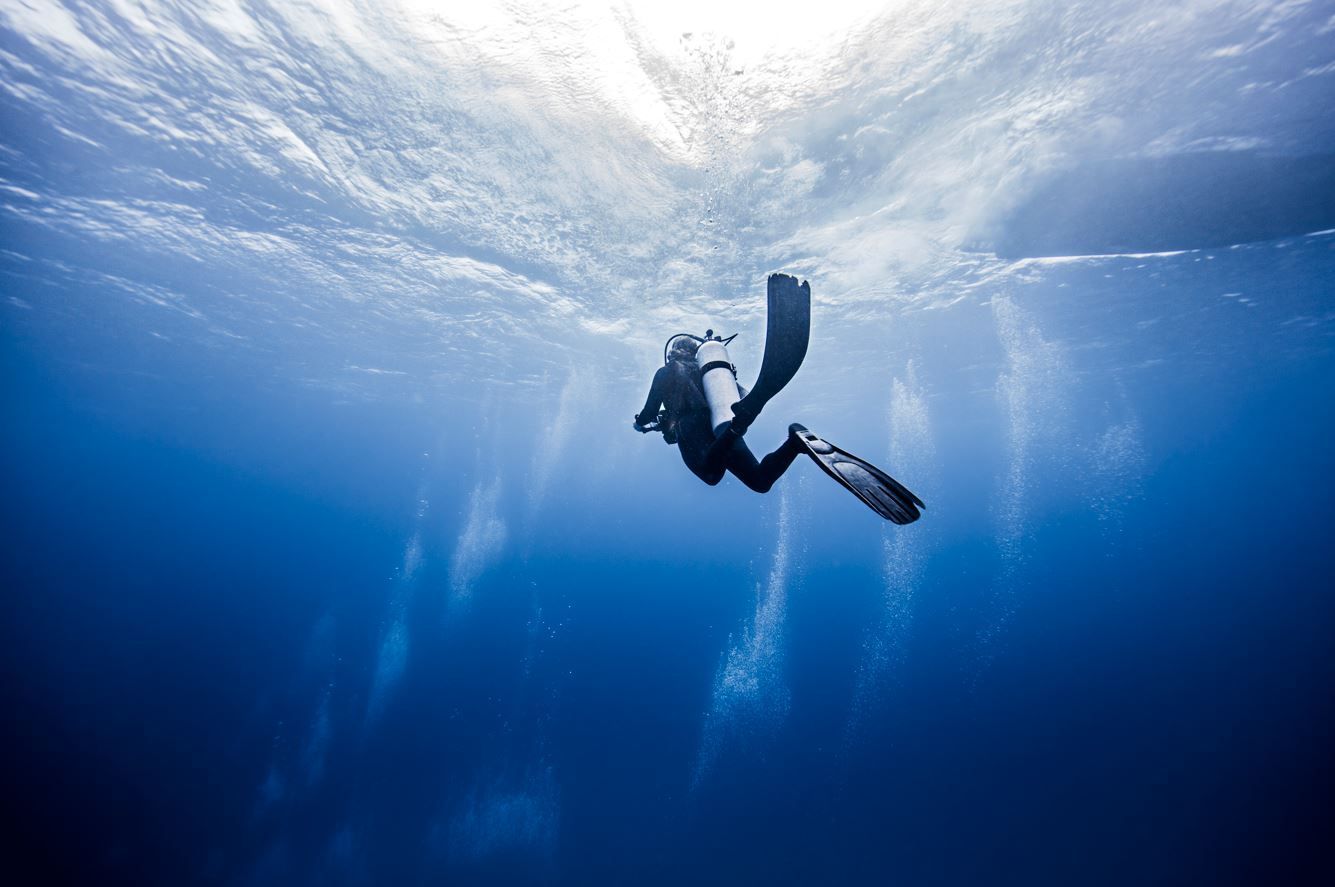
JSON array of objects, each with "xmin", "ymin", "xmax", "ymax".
[{"xmin": 633, "ymin": 274, "xmax": 924, "ymax": 524}]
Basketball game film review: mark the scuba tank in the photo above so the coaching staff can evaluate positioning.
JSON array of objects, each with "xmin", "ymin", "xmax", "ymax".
[
  {"xmin": 652, "ymin": 273, "xmax": 811, "ymax": 440},
  {"xmin": 695, "ymin": 335, "xmax": 741, "ymax": 434},
  {"xmin": 664, "ymin": 330, "xmax": 740, "ymax": 435}
]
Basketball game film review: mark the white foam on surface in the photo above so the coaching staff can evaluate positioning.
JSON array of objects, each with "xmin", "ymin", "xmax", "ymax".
[{"xmin": 2, "ymin": 0, "xmax": 1320, "ymax": 396}]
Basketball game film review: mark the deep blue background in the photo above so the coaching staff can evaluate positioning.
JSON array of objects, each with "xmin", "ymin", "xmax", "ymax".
[
  {"xmin": 3, "ymin": 2, "xmax": 1335, "ymax": 883},
  {"xmin": 5, "ymin": 285, "xmax": 1334, "ymax": 883}
]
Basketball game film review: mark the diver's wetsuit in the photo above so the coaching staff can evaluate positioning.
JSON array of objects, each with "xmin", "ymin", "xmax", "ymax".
[{"xmin": 636, "ymin": 359, "xmax": 801, "ymax": 492}]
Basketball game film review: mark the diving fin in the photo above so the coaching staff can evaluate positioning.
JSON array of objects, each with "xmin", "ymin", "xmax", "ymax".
[
  {"xmin": 731, "ymin": 274, "xmax": 811, "ymax": 435},
  {"xmin": 789, "ymin": 424, "xmax": 924, "ymax": 524}
]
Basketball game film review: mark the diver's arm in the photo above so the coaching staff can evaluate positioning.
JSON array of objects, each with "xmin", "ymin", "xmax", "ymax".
[{"xmin": 634, "ymin": 366, "xmax": 670, "ymax": 430}]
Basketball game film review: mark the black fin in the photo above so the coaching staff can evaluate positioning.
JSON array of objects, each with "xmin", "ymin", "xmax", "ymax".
[
  {"xmin": 731, "ymin": 274, "xmax": 810, "ymax": 433},
  {"xmin": 789, "ymin": 424, "xmax": 924, "ymax": 524}
]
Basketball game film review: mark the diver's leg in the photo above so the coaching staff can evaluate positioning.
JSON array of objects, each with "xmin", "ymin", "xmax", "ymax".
[
  {"xmin": 702, "ymin": 424, "xmax": 740, "ymax": 478},
  {"xmin": 725, "ymin": 433, "xmax": 802, "ymax": 493},
  {"xmin": 757, "ymin": 434, "xmax": 803, "ymax": 484},
  {"xmin": 680, "ymin": 436, "xmax": 726, "ymax": 486}
]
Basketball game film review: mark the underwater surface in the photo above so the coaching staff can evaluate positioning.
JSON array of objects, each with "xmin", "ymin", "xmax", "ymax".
[{"xmin": 3, "ymin": 1, "xmax": 1334, "ymax": 884}]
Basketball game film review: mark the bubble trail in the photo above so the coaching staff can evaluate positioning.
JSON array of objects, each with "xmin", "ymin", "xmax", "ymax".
[
  {"xmin": 448, "ymin": 477, "xmax": 507, "ymax": 605},
  {"xmin": 844, "ymin": 361, "xmax": 936, "ymax": 746},
  {"xmin": 366, "ymin": 486, "xmax": 430, "ymax": 724},
  {"xmin": 692, "ymin": 490, "xmax": 794, "ymax": 790},
  {"xmin": 976, "ymin": 295, "xmax": 1065, "ymax": 674}
]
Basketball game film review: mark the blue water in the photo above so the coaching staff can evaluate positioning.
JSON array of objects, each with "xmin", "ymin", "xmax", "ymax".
[{"xmin": 3, "ymin": 2, "xmax": 1334, "ymax": 884}]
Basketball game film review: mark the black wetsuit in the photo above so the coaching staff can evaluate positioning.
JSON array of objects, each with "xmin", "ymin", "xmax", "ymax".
[{"xmin": 636, "ymin": 359, "xmax": 801, "ymax": 492}]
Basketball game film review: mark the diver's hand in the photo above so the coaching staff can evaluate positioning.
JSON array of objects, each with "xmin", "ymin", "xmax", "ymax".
[{"xmin": 633, "ymin": 417, "xmax": 651, "ymax": 433}]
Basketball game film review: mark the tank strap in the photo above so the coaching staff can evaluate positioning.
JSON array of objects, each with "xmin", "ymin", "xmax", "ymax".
[{"xmin": 698, "ymin": 359, "xmax": 735, "ymax": 376}]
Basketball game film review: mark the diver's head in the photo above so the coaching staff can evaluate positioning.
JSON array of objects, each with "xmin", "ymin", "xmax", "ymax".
[{"xmin": 668, "ymin": 337, "xmax": 699, "ymax": 364}]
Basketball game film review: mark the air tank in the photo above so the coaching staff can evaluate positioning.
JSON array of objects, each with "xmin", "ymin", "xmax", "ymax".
[{"xmin": 695, "ymin": 338, "xmax": 740, "ymax": 434}]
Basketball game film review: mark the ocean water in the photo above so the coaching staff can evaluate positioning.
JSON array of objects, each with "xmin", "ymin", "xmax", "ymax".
[{"xmin": 3, "ymin": 2, "xmax": 1334, "ymax": 884}]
